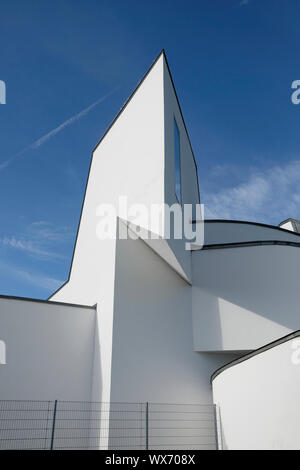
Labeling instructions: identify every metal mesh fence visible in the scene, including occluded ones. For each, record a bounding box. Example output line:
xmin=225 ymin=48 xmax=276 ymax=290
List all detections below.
xmin=0 ymin=400 xmax=54 ymax=450
xmin=148 ymin=403 xmax=216 ymax=450
xmin=0 ymin=400 xmax=216 ymax=450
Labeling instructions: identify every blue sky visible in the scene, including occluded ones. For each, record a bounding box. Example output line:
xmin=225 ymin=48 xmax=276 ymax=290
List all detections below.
xmin=0 ymin=0 xmax=300 ymax=299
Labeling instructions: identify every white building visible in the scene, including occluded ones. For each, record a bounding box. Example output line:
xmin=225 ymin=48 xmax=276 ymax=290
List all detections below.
xmin=1 ymin=50 xmax=300 ymax=450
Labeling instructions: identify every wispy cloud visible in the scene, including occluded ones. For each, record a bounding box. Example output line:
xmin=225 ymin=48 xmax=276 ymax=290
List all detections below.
xmin=0 ymin=221 xmax=70 ymax=292
xmin=0 ymin=221 xmax=74 ymax=261
xmin=28 ymin=221 xmax=74 ymax=242
xmin=0 ymin=88 xmax=118 ymax=171
xmin=15 ymin=268 xmax=63 ymax=291
xmin=31 ymin=90 xmax=117 ymax=149
xmin=239 ymin=0 xmax=250 ymax=6
xmin=5 ymin=264 xmax=63 ymax=291
xmin=0 ymin=236 xmax=65 ymax=260
xmin=203 ymin=160 xmax=300 ymax=225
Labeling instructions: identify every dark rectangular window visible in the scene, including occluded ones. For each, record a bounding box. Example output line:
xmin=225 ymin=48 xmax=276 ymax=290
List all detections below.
xmin=174 ymin=118 xmax=181 ymax=203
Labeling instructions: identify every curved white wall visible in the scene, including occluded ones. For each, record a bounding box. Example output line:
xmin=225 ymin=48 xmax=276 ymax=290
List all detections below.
xmin=192 ymin=244 xmax=300 ymax=352
xmin=212 ymin=333 xmax=300 ymax=450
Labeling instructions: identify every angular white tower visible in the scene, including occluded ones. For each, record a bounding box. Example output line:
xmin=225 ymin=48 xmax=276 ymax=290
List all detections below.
xmin=49 ymin=51 xmax=214 ymax=407
xmin=50 ymin=50 xmax=200 ymax=301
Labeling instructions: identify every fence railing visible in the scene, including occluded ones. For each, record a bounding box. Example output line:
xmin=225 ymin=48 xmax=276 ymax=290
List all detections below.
xmin=0 ymin=400 xmax=217 ymax=450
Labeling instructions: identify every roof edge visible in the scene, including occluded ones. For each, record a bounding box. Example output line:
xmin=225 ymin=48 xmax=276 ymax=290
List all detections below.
xmin=92 ymin=49 xmax=166 ymax=154
xmin=211 ymin=330 xmax=300 ymax=383
xmin=0 ymin=294 xmax=96 ymax=310
xmin=162 ymin=53 xmax=201 ymax=204
xmin=193 ymin=239 xmax=300 ymax=251
xmin=192 ymin=219 xmax=300 ymax=238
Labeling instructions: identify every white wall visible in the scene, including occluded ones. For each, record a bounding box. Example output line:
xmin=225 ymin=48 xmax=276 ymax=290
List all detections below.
xmin=110 ymin=221 xmax=237 ymax=404
xmin=192 ymin=245 xmax=300 ymax=352
xmin=108 ymin=221 xmax=238 ymax=448
xmin=212 ymin=333 xmax=300 ymax=450
xmin=0 ymin=297 xmax=96 ymax=400
xmin=50 ymin=52 xmax=203 ymax=404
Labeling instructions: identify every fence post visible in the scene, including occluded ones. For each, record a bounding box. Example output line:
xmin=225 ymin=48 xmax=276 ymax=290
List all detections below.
xmin=50 ymin=400 xmax=58 ymax=450
xmin=213 ymin=404 xmax=219 ymax=450
xmin=145 ymin=402 xmax=149 ymax=450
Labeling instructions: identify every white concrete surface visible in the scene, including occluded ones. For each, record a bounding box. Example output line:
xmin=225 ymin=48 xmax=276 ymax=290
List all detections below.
xmin=192 ymin=244 xmax=300 ymax=351
xmin=0 ymin=297 xmax=96 ymax=400
xmin=110 ymin=221 xmax=237 ymax=405
xmin=212 ymin=333 xmax=300 ymax=449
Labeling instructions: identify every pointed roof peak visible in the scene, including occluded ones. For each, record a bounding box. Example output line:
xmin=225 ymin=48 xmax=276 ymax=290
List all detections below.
xmin=92 ymin=47 xmax=200 ymax=201
xmin=154 ymin=48 xmax=166 ymax=61
xmin=92 ymin=49 xmax=166 ymax=154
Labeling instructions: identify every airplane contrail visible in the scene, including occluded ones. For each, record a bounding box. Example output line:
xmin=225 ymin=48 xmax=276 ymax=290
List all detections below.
xmin=0 ymin=87 xmax=118 ymax=171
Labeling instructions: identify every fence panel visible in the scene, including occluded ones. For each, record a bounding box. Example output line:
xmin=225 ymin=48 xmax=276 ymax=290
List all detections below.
xmin=0 ymin=400 xmax=54 ymax=450
xmin=0 ymin=400 xmax=217 ymax=450
xmin=52 ymin=401 xmax=146 ymax=450
xmin=148 ymin=403 xmax=216 ymax=450
xmin=52 ymin=400 xmax=96 ymax=450
xmin=108 ymin=402 xmax=146 ymax=450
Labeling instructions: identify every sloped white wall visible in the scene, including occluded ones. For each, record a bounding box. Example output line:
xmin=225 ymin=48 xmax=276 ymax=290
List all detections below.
xmin=163 ymin=59 xmax=200 ymax=281
xmin=52 ymin=54 xmax=166 ymax=304
xmin=0 ymin=297 xmax=95 ymax=400
xmin=212 ymin=334 xmax=300 ymax=449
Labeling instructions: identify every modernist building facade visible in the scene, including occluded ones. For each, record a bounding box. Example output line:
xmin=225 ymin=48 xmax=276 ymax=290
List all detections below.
xmin=0 ymin=51 xmax=300 ymax=449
